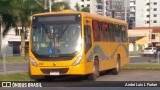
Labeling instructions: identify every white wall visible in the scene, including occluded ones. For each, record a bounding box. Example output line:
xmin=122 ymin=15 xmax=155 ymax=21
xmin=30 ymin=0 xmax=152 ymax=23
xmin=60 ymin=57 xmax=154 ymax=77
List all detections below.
xmin=135 ymin=0 xmax=145 ymax=27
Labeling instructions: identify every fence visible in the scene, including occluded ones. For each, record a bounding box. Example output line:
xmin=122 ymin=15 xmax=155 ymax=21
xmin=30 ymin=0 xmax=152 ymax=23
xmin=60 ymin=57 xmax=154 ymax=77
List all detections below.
xmin=1 ymin=44 xmax=13 ymax=56
xmin=129 ymin=51 xmax=160 ymax=64
xmin=0 ymin=45 xmax=28 ymax=75
xmin=0 ymin=55 xmax=28 ymax=75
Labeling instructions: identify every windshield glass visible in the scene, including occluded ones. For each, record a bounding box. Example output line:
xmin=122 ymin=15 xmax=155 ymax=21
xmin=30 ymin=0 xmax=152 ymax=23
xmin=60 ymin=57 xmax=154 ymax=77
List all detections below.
xmin=31 ymin=23 xmax=81 ymax=56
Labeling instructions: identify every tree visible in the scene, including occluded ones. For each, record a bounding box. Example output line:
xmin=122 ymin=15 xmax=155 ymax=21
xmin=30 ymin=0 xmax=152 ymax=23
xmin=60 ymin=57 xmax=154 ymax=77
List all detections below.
xmin=75 ymin=3 xmax=81 ymax=11
xmin=0 ymin=0 xmax=17 ymax=57
xmin=81 ymin=7 xmax=90 ymax=12
xmin=0 ymin=0 xmax=70 ymax=56
xmin=74 ymin=3 xmax=90 ymax=12
xmin=11 ymin=0 xmax=43 ymax=56
xmin=52 ymin=2 xmax=70 ymax=11
xmin=0 ymin=0 xmax=43 ymax=56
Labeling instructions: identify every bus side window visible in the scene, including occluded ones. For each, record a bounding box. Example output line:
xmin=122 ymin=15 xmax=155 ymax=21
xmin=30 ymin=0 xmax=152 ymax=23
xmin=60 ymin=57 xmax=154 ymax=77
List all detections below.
xmin=84 ymin=25 xmax=92 ymax=53
xmin=92 ymin=20 xmax=101 ymax=42
xmin=115 ymin=24 xmax=120 ymax=42
xmin=120 ymin=25 xmax=127 ymax=42
xmin=101 ymin=22 xmax=108 ymax=42
xmin=108 ymin=23 xmax=113 ymax=42
xmin=105 ymin=23 xmax=109 ymax=42
xmin=112 ymin=24 xmax=116 ymax=42
xmin=124 ymin=26 xmax=128 ymax=42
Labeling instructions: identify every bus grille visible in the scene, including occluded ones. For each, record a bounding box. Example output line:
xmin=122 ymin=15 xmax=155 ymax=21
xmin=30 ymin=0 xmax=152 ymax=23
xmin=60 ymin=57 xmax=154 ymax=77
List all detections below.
xmin=40 ymin=68 xmax=69 ymax=74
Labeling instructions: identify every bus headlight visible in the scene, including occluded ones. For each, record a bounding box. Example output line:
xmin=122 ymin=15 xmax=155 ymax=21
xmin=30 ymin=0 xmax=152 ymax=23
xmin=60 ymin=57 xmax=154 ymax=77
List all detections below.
xmin=30 ymin=58 xmax=38 ymax=67
xmin=72 ymin=55 xmax=82 ymax=66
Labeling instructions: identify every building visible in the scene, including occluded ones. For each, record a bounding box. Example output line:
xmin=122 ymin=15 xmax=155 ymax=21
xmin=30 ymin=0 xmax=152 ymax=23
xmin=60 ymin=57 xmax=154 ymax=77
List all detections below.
xmin=1 ymin=26 xmax=29 ymax=56
xmin=128 ymin=27 xmax=160 ymax=52
xmin=128 ymin=29 xmax=152 ymax=51
xmin=129 ymin=0 xmax=160 ymax=27
xmin=106 ymin=0 xmax=130 ymax=20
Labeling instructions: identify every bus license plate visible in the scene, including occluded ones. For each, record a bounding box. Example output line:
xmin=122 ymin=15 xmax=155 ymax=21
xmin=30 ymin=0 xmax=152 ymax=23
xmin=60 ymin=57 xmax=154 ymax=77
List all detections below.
xmin=50 ymin=71 xmax=60 ymax=75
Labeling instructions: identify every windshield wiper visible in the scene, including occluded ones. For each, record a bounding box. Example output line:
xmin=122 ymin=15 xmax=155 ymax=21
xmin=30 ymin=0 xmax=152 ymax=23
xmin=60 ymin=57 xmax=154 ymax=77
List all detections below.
xmin=58 ymin=24 xmax=69 ymax=39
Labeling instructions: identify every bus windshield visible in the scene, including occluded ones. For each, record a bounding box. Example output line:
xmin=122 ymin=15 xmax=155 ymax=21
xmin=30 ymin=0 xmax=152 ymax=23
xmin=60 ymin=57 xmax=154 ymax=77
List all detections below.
xmin=31 ymin=23 xmax=81 ymax=57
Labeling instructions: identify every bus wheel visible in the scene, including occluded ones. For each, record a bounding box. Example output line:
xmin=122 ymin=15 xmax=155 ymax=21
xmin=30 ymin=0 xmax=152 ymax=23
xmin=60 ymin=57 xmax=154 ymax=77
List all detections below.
xmin=45 ymin=76 xmax=55 ymax=82
xmin=88 ymin=58 xmax=99 ymax=81
xmin=28 ymin=68 xmax=44 ymax=81
xmin=111 ymin=55 xmax=120 ymax=75
xmin=29 ymin=74 xmax=44 ymax=81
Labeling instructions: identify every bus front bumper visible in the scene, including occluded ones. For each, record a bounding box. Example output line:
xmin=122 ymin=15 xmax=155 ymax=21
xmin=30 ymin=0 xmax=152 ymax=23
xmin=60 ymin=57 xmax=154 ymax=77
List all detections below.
xmin=30 ymin=62 xmax=93 ymax=76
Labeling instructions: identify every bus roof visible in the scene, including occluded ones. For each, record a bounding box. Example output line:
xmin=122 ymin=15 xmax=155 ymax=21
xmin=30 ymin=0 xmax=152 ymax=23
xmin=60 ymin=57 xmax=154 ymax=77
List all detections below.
xmin=32 ymin=10 xmax=127 ymax=25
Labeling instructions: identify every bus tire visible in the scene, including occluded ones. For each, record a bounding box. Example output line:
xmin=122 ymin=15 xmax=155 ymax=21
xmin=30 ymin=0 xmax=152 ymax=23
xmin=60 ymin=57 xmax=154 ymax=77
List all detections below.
xmin=44 ymin=76 xmax=55 ymax=82
xmin=88 ymin=57 xmax=99 ymax=81
xmin=29 ymin=74 xmax=44 ymax=81
xmin=111 ymin=55 xmax=120 ymax=75
xmin=28 ymin=67 xmax=44 ymax=81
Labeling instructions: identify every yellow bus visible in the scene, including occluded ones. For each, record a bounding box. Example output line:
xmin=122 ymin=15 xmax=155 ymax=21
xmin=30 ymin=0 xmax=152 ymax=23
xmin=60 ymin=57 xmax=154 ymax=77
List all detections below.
xmin=29 ymin=10 xmax=129 ymax=80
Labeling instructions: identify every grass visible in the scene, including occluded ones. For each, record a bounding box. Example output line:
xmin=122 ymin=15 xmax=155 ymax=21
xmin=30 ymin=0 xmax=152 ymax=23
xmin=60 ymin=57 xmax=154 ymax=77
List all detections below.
xmin=122 ymin=64 xmax=160 ymax=70
xmin=0 ymin=73 xmax=33 ymax=81
xmin=0 ymin=56 xmax=28 ymax=64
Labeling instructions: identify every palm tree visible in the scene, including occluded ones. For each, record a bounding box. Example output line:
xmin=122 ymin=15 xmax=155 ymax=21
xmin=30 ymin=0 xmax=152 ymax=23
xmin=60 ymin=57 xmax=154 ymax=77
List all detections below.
xmin=10 ymin=0 xmax=43 ymax=56
xmin=0 ymin=0 xmax=70 ymax=56
xmin=0 ymin=0 xmax=17 ymax=57
xmin=0 ymin=0 xmax=43 ymax=56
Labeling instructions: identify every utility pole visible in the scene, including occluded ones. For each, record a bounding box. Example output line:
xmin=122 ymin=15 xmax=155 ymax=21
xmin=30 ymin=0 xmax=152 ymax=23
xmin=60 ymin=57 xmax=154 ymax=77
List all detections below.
xmin=149 ymin=0 xmax=151 ymax=27
xmin=0 ymin=16 xmax=2 ymax=57
xmin=124 ymin=0 xmax=127 ymax=21
xmin=49 ymin=0 xmax=52 ymax=12
xmin=103 ymin=0 xmax=105 ymax=16
xmin=44 ymin=0 xmax=48 ymax=12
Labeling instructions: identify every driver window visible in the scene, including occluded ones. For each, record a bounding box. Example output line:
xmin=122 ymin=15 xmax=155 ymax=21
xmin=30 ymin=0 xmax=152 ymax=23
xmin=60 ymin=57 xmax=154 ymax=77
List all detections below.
xmin=84 ymin=25 xmax=92 ymax=53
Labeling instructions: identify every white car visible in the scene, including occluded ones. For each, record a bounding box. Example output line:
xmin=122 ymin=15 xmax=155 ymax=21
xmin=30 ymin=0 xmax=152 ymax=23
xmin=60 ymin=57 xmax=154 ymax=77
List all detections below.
xmin=143 ymin=47 xmax=157 ymax=56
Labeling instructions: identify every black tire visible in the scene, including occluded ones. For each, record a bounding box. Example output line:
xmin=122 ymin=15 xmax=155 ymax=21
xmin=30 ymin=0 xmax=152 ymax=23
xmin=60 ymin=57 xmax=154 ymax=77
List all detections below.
xmin=28 ymin=67 xmax=44 ymax=81
xmin=44 ymin=76 xmax=55 ymax=82
xmin=88 ymin=58 xmax=99 ymax=81
xmin=29 ymin=74 xmax=44 ymax=81
xmin=111 ymin=55 xmax=120 ymax=75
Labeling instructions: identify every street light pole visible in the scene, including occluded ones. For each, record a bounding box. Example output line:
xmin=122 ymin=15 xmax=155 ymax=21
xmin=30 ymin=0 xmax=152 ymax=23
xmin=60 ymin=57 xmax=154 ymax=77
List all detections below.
xmin=0 ymin=15 xmax=2 ymax=57
xmin=49 ymin=0 xmax=52 ymax=12
xmin=124 ymin=0 xmax=127 ymax=21
xmin=103 ymin=0 xmax=105 ymax=16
